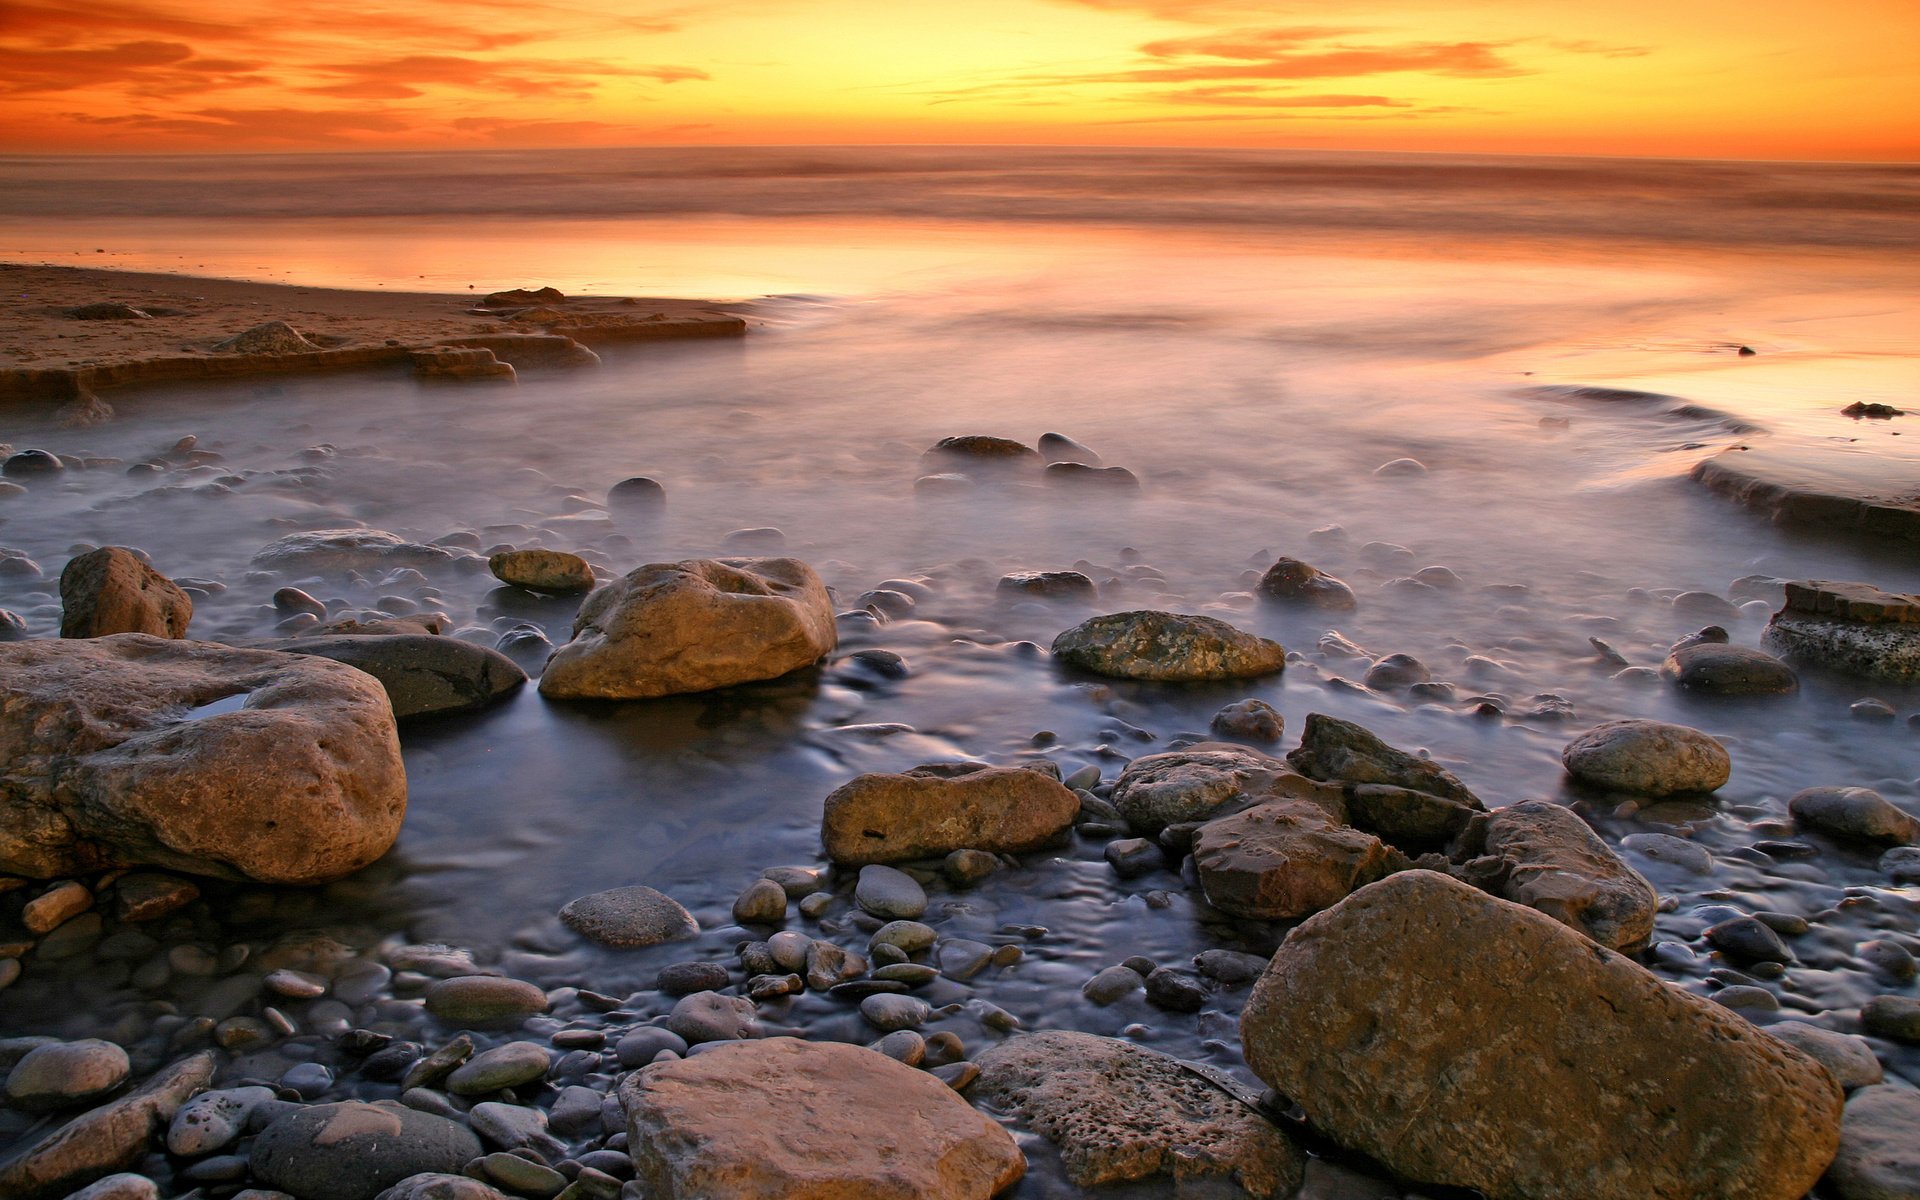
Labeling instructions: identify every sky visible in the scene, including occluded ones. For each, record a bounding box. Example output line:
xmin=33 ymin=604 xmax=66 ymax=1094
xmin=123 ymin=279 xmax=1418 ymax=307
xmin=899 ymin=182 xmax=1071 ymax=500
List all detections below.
xmin=0 ymin=0 xmax=1915 ymax=159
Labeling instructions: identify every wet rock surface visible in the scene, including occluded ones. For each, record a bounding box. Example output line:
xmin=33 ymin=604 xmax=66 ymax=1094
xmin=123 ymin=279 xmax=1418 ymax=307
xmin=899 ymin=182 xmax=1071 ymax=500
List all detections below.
xmin=1051 ymin=610 xmax=1286 ymax=681
xmin=1561 ymin=718 xmax=1730 ymax=796
xmin=1766 ymin=579 xmax=1920 ymax=682
xmin=1450 ymin=799 xmax=1659 ymax=951
xmin=820 ymin=763 xmax=1077 ymax=865
xmin=59 ymin=548 xmax=192 ymax=640
xmin=1241 ymin=871 xmax=1844 ymax=1200
xmin=539 ymin=557 xmax=835 ymax=699
xmin=0 ymin=635 xmax=406 ymax=884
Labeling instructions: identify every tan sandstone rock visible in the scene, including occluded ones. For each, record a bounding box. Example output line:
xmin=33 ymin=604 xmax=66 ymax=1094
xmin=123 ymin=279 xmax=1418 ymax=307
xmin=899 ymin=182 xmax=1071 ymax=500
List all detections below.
xmin=621 ymin=1037 xmax=1024 ymax=1198
xmin=1193 ymin=802 xmax=1395 ymax=919
xmin=59 ymin=547 xmax=191 ymax=639
xmin=970 ymin=1029 xmax=1301 ymax=1196
xmin=0 ymin=635 xmax=406 ymax=884
xmin=1240 ymin=870 xmax=1843 ymax=1200
xmin=1110 ymin=744 xmax=1343 ymax=835
xmin=820 ymin=763 xmax=1078 ymax=865
xmin=1051 ymin=611 xmax=1286 ymax=682
xmin=1450 ymin=799 xmax=1658 ymax=952
xmin=540 ymin=558 xmax=835 ymax=699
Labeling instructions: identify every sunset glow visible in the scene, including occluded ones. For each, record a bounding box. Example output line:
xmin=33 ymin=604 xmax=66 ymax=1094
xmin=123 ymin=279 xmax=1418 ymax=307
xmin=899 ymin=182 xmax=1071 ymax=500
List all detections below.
xmin=0 ymin=0 xmax=1916 ymax=159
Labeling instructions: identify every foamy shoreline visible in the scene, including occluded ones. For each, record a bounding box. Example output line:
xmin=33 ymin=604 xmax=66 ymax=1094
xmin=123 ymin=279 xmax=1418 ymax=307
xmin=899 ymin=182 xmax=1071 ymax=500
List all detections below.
xmin=0 ymin=262 xmax=749 ymax=409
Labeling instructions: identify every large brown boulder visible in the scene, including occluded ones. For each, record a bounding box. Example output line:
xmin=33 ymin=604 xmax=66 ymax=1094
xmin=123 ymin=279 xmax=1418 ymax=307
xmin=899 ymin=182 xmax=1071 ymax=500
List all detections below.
xmin=0 ymin=635 xmax=406 ymax=884
xmin=1051 ymin=611 xmax=1286 ymax=682
xmin=1110 ymin=744 xmax=1343 ymax=835
xmin=540 ymin=558 xmax=835 ymax=699
xmin=970 ymin=1030 xmax=1301 ymax=1197
xmin=621 ymin=1037 xmax=1024 ymax=1198
xmin=821 ymin=763 xmax=1077 ymax=865
xmin=1240 ymin=871 xmax=1843 ymax=1200
xmin=1192 ymin=802 xmax=1395 ymax=919
xmin=59 ymin=547 xmax=191 ymax=639
xmin=1449 ymin=800 xmax=1658 ymax=952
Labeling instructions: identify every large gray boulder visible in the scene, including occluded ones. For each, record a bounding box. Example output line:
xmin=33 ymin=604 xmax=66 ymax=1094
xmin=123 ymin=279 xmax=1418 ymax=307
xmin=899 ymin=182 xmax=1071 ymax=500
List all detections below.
xmin=250 ymin=1102 xmax=484 ymax=1200
xmin=1051 ymin=611 xmax=1286 ymax=682
xmin=621 ymin=1037 xmax=1024 ymax=1198
xmin=1561 ymin=719 xmax=1730 ymax=796
xmin=1193 ymin=802 xmax=1395 ymax=920
xmin=1240 ymin=871 xmax=1843 ymax=1200
xmin=268 ymin=634 xmax=525 ymax=719
xmin=970 ymin=1030 xmax=1302 ymax=1197
xmin=1764 ymin=579 xmax=1920 ymax=683
xmin=0 ymin=1052 xmax=215 ymax=1200
xmin=820 ymin=763 xmax=1077 ymax=865
xmin=1286 ymin=713 xmax=1483 ymax=808
xmin=1109 ymin=744 xmax=1343 ymax=835
xmin=59 ymin=548 xmax=191 ymax=640
xmin=1450 ymin=800 xmax=1658 ymax=952
xmin=0 ymin=636 xmax=406 ymax=884
xmin=540 ymin=558 xmax=835 ymax=699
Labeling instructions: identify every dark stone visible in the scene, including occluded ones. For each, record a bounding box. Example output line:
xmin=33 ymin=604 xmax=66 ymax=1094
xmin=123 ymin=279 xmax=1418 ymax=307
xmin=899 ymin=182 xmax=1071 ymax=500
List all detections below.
xmin=266 ymin=634 xmax=526 ymax=719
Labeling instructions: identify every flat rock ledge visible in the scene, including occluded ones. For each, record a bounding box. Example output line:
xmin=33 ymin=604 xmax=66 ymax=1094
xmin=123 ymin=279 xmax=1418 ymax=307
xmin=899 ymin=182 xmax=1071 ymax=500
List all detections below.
xmin=620 ymin=1037 xmax=1025 ymax=1199
xmin=971 ymin=1030 xmax=1302 ymax=1197
xmin=0 ymin=635 xmax=406 ymax=884
xmin=1240 ymin=871 xmax=1842 ymax=1200
xmin=820 ymin=762 xmax=1078 ymax=866
xmin=1692 ymin=445 xmax=1920 ymax=541
xmin=1764 ymin=579 xmax=1920 ymax=683
xmin=1051 ymin=610 xmax=1286 ymax=682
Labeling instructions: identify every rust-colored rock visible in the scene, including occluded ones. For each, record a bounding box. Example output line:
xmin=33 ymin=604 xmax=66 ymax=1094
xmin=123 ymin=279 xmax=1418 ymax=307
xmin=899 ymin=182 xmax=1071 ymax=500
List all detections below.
xmin=59 ymin=547 xmax=191 ymax=639
xmin=489 ymin=549 xmax=595 ymax=594
xmin=1051 ymin=611 xmax=1286 ymax=682
xmin=1240 ymin=871 xmax=1843 ymax=1200
xmin=540 ymin=558 xmax=835 ymax=699
xmin=0 ymin=1052 xmax=215 ymax=1200
xmin=822 ymin=763 xmax=1077 ymax=866
xmin=622 ymin=1037 xmax=1024 ymax=1198
xmin=1192 ymin=801 xmax=1395 ymax=919
xmin=0 ymin=635 xmax=406 ymax=884
xmin=1450 ymin=799 xmax=1657 ymax=952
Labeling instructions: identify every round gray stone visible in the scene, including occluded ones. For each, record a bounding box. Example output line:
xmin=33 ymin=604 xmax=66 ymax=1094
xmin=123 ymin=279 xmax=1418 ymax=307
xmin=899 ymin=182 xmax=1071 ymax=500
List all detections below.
xmin=4 ymin=1039 xmax=130 ymax=1110
xmin=854 ymin=865 xmax=928 ymax=920
xmin=423 ymin=976 xmax=549 ymax=1026
xmin=1562 ymin=720 xmax=1730 ymax=796
xmin=446 ymin=1041 xmax=552 ymax=1095
xmin=250 ymin=1101 xmax=483 ymax=1200
xmin=559 ymin=886 xmax=698 ymax=948
xmin=665 ymin=991 xmax=757 ymax=1045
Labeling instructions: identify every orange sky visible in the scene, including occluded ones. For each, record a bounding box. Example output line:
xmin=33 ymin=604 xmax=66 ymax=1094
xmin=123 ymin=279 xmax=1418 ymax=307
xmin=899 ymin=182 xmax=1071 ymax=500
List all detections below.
xmin=1 ymin=0 xmax=1915 ymax=159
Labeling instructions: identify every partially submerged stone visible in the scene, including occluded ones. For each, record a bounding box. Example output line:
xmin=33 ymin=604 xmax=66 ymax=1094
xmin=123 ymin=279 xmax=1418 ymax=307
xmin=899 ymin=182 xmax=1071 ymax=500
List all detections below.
xmin=1193 ymin=802 xmax=1395 ymax=920
xmin=558 ymin=885 xmax=699 ymax=948
xmin=1286 ymin=712 xmax=1483 ymax=808
xmin=0 ymin=1051 xmax=215 ymax=1200
xmin=252 ymin=528 xmax=453 ymax=573
xmin=1765 ymin=580 xmax=1920 ymax=683
xmin=1561 ymin=719 xmax=1730 ymax=796
xmin=250 ymin=1101 xmax=484 ymax=1200
xmin=820 ymin=763 xmax=1078 ymax=865
xmin=971 ymin=1029 xmax=1301 ymax=1197
xmin=0 ymin=636 xmax=406 ymax=884
xmin=540 ymin=557 xmax=835 ymax=699
xmin=1255 ymin=558 xmax=1356 ymax=610
xmin=1790 ymin=786 xmax=1919 ymax=845
xmin=1111 ymin=744 xmax=1341 ymax=834
xmin=1240 ymin=871 xmax=1843 ymax=1200
xmin=1450 ymin=800 xmax=1658 ymax=952
xmin=59 ymin=547 xmax=192 ymax=639
xmin=621 ymin=1037 xmax=1024 ymax=1198
xmin=1051 ymin=611 xmax=1286 ymax=682
xmin=268 ymin=634 xmax=525 ymax=720
xmin=488 ymin=549 xmax=594 ymax=594
xmin=1661 ymin=643 xmax=1798 ymax=695
xmin=1826 ymin=1085 xmax=1920 ymax=1200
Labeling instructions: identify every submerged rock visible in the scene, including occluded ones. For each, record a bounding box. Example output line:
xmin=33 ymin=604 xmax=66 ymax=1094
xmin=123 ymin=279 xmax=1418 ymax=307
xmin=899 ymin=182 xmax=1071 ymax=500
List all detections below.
xmin=558 ymin=885 xmax=699 ymax=948
xmin=252 ymin=528 xmax=453 ymax=573
xmin=996 ymin=570 xmax=1097 ymax=602
xmin=1826 ymin=1085 xmax=1920 ymax=1200
xmin=1210 ymin=697 xmax=1283 ymax=742
xmin=250 ymin=1101 xmax=484 ymax=1200
xmin=921 ymin=435 xmax=1039 ymax=469
xmin=59 ymin=547 xmax=192 ymax=639
xmin=820 ymin=763 xmax=1078 ymax=865
xmin=1240 ymin=871 xmax=1843 ymax=1200
xmin=1255 ymin=558 xmax=1356 ymax=610
xmin=540 ymin=557 xmax=835 ymax=699
xmin=1789 ymin=786 xmax=1919 ymax=845
xmin=971 ymin=1030 xmax=1302 ymax=1196
xmin=488 ymin=549 xmax=594 ymax=594
xmin=1561 ymin=719 xmax=1730 ymax=796
xmin=1661 ymin=643 xmax=1798 ymax=695
xmin=1765 ymin=579 xmax=1920 ymax=682
xmin=0 ymin=636 xmax=406 ymax=884
xmin=621 ymin=1038 xmax=1024 ymax=1198
xmin=1051 ymin=610 xmax=1286 ymax=682
xmin=267 ymin=634 xmax=525 ymax=720
xmin=1450 ymin=800 xmax=1658 ymax=952
xmin=1043 ymin=463 xmax=1139 ymax=490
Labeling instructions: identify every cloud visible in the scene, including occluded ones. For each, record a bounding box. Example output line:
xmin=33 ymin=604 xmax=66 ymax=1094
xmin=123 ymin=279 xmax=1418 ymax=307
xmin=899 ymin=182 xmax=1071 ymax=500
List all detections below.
xmin=1150 ymin=88 xmax=1414 ymax=108
xmin=299 ymin=54 xmax=708 ymax=102
xmin=73 ymin=105 xmax=412 ymax=141
xmin=1106 ymin=32 xmax=1529 ymax=83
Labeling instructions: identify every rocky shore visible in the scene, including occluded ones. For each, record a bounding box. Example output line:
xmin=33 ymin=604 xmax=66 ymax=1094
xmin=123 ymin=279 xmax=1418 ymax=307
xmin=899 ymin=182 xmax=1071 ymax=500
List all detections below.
xmin=2 ymin=280 xmax=1918 ymax=1200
